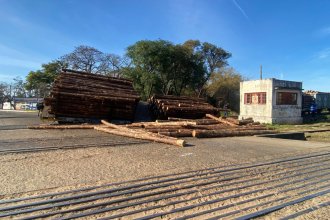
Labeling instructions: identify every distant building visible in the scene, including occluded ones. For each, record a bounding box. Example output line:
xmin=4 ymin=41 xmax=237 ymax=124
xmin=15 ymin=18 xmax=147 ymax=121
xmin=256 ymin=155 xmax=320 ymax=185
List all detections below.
xmin=13 ymin=98 xmax=43 ymax=110
xmin=2 ymin=102 xmax=14 ymax=110
xmin=239 ymin=78 xmax=303 ymax=124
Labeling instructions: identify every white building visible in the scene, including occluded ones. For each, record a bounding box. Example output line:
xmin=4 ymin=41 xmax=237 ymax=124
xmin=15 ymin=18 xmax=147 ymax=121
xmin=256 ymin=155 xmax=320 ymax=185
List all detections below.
xmin=3 ymin=102 xmax=14 ymax=110
xmin=239 ymin=78 xmax=303 ymax=124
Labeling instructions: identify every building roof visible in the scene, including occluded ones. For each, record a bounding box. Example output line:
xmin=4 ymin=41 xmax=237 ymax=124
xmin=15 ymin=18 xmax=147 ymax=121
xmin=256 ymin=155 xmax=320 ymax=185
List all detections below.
xmin=13 ymin=98 xmax=43 ymax=102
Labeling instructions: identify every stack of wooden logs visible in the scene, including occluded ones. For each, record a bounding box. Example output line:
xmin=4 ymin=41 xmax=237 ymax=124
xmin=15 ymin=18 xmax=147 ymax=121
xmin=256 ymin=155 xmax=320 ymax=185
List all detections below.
xmin=44 ymin=69 xmax=140 ymax=121
xmin=149 ymin=95 xmax=220 ymax=119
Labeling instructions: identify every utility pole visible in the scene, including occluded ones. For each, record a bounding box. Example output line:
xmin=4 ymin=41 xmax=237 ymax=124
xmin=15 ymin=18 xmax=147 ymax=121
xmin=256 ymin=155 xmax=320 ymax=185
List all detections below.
xmin=260 ymin=65 xmax=263 ymax=80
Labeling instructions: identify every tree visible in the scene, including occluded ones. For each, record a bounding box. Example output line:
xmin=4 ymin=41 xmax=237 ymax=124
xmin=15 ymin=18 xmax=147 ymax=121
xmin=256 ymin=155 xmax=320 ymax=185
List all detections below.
xmin=206 ymin=67 xmax=244 ymax=112
xmin=12 ymin=77 xmax=26 ymax=98
xmin=183 ymin=40 xmax=231 ymax=95
xmin=61 ymin=45 xmax=126 ymax=76
xmin=25 ymin=60 xmax=65 ymax=97
xmin=0 ymin=82 xmax=11 ymax=107
xmin=125 ymin=40 xmax=208 ymax=99
xmin=126 ymin=40 xmax=172 ymax=98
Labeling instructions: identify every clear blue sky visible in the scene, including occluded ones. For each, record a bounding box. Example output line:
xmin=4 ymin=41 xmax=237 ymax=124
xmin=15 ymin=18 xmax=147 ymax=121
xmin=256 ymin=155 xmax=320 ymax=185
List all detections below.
xmin=0 ymin=0 xmax=329 ymax=91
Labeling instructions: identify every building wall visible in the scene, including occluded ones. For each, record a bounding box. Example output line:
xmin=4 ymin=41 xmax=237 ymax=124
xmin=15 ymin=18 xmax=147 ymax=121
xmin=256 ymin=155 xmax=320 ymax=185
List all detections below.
xmin=272 ymin=89 xmax=303 ymax=124
xmin=239 ymin=79 xmax=273 ymax=123
xmin=239 ymin=78 xmax=303 ymax=124
xmin=3 ymin=102 xmax=14 ymax=110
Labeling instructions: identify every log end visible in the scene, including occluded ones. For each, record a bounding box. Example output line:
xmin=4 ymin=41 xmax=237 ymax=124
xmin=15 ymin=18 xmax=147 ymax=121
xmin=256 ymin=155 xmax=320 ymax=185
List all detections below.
xmin=177 ymin=139 xmax=186 ymax=147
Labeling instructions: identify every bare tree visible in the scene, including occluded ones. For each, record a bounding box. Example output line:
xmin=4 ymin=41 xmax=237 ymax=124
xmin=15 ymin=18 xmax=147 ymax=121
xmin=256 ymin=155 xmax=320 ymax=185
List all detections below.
xmin=0 ymin=82 xmax=11 ymax=107
xmin=61 ymin=45 xmax=127 ymax=76
xmin=12 ymin=77 xmax=26 ymax=98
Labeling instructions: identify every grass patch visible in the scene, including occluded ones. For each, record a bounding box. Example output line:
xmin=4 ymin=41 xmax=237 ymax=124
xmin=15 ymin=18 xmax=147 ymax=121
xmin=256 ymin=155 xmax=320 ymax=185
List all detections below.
xmin=306 ymin=131 xmax=330 ymax=143
xmin=266 ymin=122 xmax=330 ymax=132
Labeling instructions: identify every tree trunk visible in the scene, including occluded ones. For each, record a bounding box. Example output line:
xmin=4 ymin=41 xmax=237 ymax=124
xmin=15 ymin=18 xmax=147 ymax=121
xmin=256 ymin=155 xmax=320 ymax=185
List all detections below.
xmin=95 ymin=126 xmax=186 ymax=147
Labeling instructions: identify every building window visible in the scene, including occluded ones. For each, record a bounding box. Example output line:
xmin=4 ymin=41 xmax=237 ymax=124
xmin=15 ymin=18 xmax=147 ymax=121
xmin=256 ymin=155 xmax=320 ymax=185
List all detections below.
xmin=244 ymin=92 xmax=266 ymax=104
xmin=276 ymin=92 xmax=297 ymax=105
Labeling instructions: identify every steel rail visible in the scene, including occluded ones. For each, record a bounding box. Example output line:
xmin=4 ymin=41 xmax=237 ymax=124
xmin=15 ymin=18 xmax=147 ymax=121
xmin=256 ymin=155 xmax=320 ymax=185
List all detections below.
xmin=45 ymin=173 xmax=330 ymax=220
xmin=0 ymin=125 xmax=28 ymax=130
xmin=279 ymin=200 xmax=330 ymax=219
xmin=0 ymin=135 xmax=115 ymax=144
xmin=108 ymin=165 xmax=330 ymax=220
xmin=20 ymin=162 xmax=330 ymax=219
xmin=2 ymin=152 xmax=329 ymax=213
xmin=1 ymin=151 xmax=329 ymax=205
xmin=0 ymin=141 xmax=147 ymax=154
xmin=235 ymin=188 xmax=330 ymax=220
xmin=207 ymin=182 xmax=330 ymax=220
xmin=135 ymin=170 xmax=330 ymax=220
xmin=178 ymin=176 xmax=330 ymax=219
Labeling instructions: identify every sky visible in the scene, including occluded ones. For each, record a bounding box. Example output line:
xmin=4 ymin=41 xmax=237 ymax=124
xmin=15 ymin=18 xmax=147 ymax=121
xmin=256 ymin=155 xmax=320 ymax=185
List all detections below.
xmin=0 ymin=0 xmax=329 ymax=91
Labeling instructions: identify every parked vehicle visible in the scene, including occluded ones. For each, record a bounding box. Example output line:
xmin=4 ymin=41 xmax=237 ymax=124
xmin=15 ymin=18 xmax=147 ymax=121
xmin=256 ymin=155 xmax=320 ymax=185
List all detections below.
xmin=302 ymin=91 xmax=330 ymax=114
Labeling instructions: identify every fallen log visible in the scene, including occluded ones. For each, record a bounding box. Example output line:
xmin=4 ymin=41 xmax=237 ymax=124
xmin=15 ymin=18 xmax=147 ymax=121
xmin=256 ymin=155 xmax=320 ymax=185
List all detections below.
xmin=94 ymin=126 xmax=186 ymax=147
xmin=167 ymin=117 xmax=192 ymax=121
xmin=158 ymin=131 xmax=193 ymax=137
xmin=183 ymin=124 xmax=269 ymax=130
xmin=205 ymin=114 xmax=237 ymax=127
xmin=238 ymin=119 xmax=255 ymax=125
xmin=125 ymin=121 xmax=197 ymax=128
xmin=101 ymin=120 xmax=121 ymax=129
xmin=192 ymin=129 xmax=276 ymax=138
xmin=223 ymin=117 xmax=240 ymax=125
xmin=100 ymin=120 xmax=183 ymax=141
xmin=145 ymin=128 xmax=190 ymax=133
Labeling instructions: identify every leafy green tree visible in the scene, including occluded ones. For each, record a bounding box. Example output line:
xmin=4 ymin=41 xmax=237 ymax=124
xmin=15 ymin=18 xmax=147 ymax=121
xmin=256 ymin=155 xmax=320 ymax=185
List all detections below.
xmin=206 ymin=67 xmax=244 ymax=112
xmin=126 ymin=40 xmax=173 ymax=98
xmin=183 ymin=40 xmax=231 ymax=95
xmin=125 ymin=40 xmax=209 ymax=99
xmin=25 ymin=60 xmax=65 ymax=97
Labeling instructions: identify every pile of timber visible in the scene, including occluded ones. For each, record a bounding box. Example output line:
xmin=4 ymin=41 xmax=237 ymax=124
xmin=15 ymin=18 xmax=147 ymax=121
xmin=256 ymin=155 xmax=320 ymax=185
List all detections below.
xmin=29 ymin=115 xmax=275 ymax=147
xmin=122 ymin=115 xmax=274 ymax=138
xmin=149 ymin=95 xmax=220 ymax=119
xmin=44 ymin=69 xmax=140 ymax=121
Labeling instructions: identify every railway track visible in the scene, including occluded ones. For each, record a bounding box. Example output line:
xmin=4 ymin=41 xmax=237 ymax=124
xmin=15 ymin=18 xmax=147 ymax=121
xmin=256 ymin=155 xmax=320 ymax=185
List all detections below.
xmin=1 ymin=151 xmax=330 ymax=219
xmin=0 ymin=125 xmax=29 ymax=130
xmin=0 ymin=135 xmax=148 ymax=154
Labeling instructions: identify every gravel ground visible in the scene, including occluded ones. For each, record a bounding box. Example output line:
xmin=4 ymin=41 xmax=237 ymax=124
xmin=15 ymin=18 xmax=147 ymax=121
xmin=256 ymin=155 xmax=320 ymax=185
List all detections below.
xmin=1 ymin=151 xmax=330 ymax=219
xmin=1 ymin=131 xmax=330 ymax=195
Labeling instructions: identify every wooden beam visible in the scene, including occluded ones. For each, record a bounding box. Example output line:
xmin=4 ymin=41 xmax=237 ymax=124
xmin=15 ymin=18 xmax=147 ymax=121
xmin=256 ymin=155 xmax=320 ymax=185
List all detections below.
xmin=205 ymin=114 xmax=237 ymax=127
xmin=192 ymin=129 xmax=276 ymax=138
xmin=94 ymin=126 xmax=186 ymax=147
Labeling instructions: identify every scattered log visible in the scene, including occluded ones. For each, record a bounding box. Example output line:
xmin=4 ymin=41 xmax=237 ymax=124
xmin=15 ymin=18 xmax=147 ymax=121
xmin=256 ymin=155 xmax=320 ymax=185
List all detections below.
xmin=205 ymin=114 xmax=238 ymax=127
xmin=145 ymin=128 xmax=185 ymax=133
xmin=223 ymin=117 xmax=240 ymax=125
xmin=192 ymin=129 xmax=276 ymax=138
xmin=167 ymin=117 xmax=192 ymax=121
xmin=125 ymin=121 xmax=197 ymax=128
xmin=94 ymin=126 xmax=186 ymax=147
xmin=238 ymin=119 xmax=255 ymax=125
xmin=158 ymin=131 xmax=193 ymax=137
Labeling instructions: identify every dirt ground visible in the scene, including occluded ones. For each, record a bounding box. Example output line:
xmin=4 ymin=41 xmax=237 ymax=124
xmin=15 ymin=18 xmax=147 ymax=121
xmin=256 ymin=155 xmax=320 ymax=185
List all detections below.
xmin=1 ymin=110 xmax=329 ymax=195
xmin=1 ymin=110 xmax=330 ymax=219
